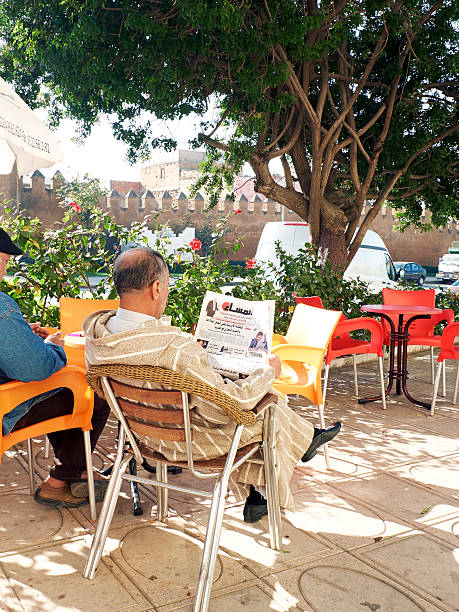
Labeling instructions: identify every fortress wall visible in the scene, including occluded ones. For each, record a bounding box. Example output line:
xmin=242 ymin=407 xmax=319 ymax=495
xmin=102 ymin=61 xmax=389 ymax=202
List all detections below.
xmin=3 ymin=168 xmax=457 ymax=266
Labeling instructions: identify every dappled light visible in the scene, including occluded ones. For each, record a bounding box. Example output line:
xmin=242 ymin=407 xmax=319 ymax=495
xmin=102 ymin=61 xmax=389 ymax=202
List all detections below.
xmin=0 ymin=350 xmax=457 ymax=610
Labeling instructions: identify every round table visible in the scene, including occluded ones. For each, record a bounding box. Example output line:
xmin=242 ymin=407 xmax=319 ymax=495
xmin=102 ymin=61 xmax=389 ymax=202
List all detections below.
xmin=360 ymin=304 xmax=443 ymax=409
xmin=64 ymin=333 xmax=86 ymax=369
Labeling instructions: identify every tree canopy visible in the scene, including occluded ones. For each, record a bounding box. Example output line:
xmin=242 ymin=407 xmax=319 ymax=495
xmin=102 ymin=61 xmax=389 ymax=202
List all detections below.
xmin=1 ymin=0 xmax=457 ymax=268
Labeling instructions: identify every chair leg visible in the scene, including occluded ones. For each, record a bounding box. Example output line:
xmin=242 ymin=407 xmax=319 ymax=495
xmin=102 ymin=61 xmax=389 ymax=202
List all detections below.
xmin=84 ymin=453 xmax=131 ymax=579
xmin=430 ymin=347 xmax=435 ymax=384
xmin=156 ymin=462 xmax=169 ymax=523
xmin=430 ymin=361 xmax=443 ymax=416
xmin=194 ymin=477 xmax=226 ymax=612
xmin=26 ymin=438 xmax=35 ymax=494
xmin=323 ymin=365 xmax=330 ymax=408
xmin=263 ymin=403 xmax=282 ymax=551
xmin=378 ymin=356 xmax=387 ymax=410
xmin=442 ymin=360 xmax=446 ymax=397
xmin=83 ymin=430 xmax=96 ymax=521
xmin=44 ymin=436 xmax=50 ymax=459
xmin=317 ymin=403 xmax=330 ymax=469
xmin=352 ymin=354 xmax=359 ymax=397
xmin=128 ymin=457 xmax=143 ymax=516
xmin=453 ymin=362 xmax=459 ymax=405
xmin=194 ymin=425 xmax=244 ymax=612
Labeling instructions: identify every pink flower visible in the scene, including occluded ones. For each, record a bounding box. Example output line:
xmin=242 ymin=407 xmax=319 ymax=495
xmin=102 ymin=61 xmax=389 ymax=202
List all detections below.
xmin=189 ymin=238 xmax=202 ymax=251
xmin=234 ymin=208 xmax=242 ymax=214
xmin=68 ymin=202 xmax=82 ymax=213
xmin=245 ymin=258 xmax=256 ymax=269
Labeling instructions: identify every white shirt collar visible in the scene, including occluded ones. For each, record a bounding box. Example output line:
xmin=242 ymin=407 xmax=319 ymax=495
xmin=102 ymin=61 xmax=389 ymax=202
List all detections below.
xmin=115 ymin=307 xmax=155 ymax=324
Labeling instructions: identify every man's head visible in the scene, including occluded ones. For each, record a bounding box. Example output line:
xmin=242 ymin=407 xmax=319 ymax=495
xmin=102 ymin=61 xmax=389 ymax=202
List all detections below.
xmin=256 ymin=331 xmax=263 ymax=341
xmin=0 ymin=228 xmax=23 ymax=281
xmin=113 ymin=247 xmax=169 ymax=318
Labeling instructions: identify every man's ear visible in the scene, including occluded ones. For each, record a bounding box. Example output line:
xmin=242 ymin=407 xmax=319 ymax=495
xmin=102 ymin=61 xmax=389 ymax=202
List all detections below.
xmin=150 ymin=279 xmax=161 ymax=300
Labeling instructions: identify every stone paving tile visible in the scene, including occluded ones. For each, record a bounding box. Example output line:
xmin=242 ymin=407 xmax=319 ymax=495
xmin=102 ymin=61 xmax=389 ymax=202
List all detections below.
xmin=261 ymin=551 xmax=446 ymax=612
xmin=328 ymin=472 xmax=459 ymax=528
xmin=188 ymin=503 xmax=340 ymax=578
xmin=101 ymin=520 xmax=257 ymax=609
xmin=355 ymin=531 xmax=459 ymax=611
xmin=389 ymin=453 xmax=459 ymax=502
xmin=0 ymin=537 xmax=151 ymax=612
xmin=420 ymin=515 xmax=459 ymax=548
xmin=1 ymin=351 xmax=458 ymax=611
xmin=0 ymin=451 xmax=31 ymax=494
xmin=0 ymin=490 xmax=88 ymax=555
xmin=159 ymin=580 xmax=302 ymax=611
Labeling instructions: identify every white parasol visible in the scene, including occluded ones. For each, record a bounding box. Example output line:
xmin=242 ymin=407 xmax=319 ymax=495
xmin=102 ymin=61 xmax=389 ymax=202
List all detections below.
xmin=0 ymin=76 xmax=64 ymax=176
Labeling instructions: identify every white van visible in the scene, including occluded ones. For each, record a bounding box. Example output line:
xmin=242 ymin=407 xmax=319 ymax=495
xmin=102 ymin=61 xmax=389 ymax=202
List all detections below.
xmin=255 ymin=222 xmax=398 ymax=293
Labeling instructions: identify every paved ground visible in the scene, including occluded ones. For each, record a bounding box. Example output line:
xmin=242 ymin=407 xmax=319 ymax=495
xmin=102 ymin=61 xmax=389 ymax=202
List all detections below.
xmin=0 ymin=351 xmax=458 ymax=611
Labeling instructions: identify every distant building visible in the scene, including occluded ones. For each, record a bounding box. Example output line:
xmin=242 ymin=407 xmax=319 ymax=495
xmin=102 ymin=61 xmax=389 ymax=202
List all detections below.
xmin=140 ymin=150 xmax=206 ymax=193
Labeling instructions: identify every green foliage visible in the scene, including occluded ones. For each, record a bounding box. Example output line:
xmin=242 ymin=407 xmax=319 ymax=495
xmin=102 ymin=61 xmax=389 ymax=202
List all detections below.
xmin=0 ymin=0 xmax=456 ymax=263
xmin=169 ymin=212 xmax=233 ymax=257
xmin=233 ymin=243 xmax=378 ymax=334
xmin=0 ymin=182 xmax=148 ymax=325
xmin=435 ymin=288 xmax=459 ymax=322
xmin=164 ymin=215 xmax=239 ymax=331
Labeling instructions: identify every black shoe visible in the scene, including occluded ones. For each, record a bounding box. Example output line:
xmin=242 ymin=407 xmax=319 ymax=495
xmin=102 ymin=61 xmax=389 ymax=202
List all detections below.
xmin=301 ymin=422 xmax=341 ymax=462
xmin=243 ymin=498 xmax=268 ymax=523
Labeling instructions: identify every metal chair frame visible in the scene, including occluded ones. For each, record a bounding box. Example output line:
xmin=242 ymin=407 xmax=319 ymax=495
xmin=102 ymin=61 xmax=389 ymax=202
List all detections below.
xmin=83 ymin=375 xmax=282 ymax=612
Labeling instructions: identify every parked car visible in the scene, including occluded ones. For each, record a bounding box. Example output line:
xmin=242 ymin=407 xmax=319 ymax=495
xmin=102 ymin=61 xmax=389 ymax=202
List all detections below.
xmin=394 ymin=261 xmax=427 ymax=285
xmin=255 ymin=222 xmax=398 ymax=293
xmin=436 ymin=250 xmax=459 ymax=283
xmin=446 ymin=279 xmax=459 ymax=295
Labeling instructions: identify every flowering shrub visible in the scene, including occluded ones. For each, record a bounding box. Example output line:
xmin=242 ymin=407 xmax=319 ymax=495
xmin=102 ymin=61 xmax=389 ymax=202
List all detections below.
xmin=0 ymin=176 xmax=148 ymax=326
xmin=189 ymin=238 xmax=202 ymax=251
xmin=165 ymin=215 xmax=239 ymax=332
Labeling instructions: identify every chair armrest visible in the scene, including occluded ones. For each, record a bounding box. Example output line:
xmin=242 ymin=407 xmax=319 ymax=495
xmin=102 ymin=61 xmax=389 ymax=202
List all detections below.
xmin=334 ymin=317 xmax=383 ymax=346
xmin=0 ymin=365 xmax=89 ymax=417
xmin=252 ymin=392 xmax=278 ymax=415
xmin=271 ymin=343 xmax=325 ymax=368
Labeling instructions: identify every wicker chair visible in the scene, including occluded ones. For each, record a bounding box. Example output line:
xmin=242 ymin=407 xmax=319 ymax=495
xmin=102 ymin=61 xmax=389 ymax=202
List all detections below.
xmin=83 ymin=364 xmax=282 ymax=612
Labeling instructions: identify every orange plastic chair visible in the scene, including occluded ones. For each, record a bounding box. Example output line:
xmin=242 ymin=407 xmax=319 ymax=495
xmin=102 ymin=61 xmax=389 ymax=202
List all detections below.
xmin=382 ymin=289 xmax=453 ymax=392
xmin=272 ymin=303 xmax=342 ymax=467
xmin=431 ymin=321 xmax=459 ymax=415
xmin=59 ymin=297 xmax=120 ymax=369
xmin=59 ymin=297 xmax=120 ymax=337
xmin=295 ymin=295 xmax=386 ymax=409
xmin=0 ymin=365 xmax=97 ymax=520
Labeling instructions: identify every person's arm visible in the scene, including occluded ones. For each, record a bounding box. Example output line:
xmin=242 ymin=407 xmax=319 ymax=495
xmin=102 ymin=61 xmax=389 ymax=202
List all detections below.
xmin=166 ymin=335 xmax=277 ymax=424
xmin=0 ymin=307 xmax=67 ymax=382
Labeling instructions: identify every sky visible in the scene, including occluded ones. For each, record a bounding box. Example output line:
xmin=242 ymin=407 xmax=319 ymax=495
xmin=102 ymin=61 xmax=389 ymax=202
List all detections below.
xmin=32 ymin=108 xmax=216 ymax=187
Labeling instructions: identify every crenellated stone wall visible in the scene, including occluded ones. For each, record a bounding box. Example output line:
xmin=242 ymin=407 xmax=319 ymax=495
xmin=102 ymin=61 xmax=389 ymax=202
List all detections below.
xmin=1 ymin=167 xmax=457 ymax=266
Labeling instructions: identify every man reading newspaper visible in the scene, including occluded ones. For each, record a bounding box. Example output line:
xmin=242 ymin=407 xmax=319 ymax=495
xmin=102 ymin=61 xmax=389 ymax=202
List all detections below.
xmin=84 ymin=248 xmax=341 ymax=523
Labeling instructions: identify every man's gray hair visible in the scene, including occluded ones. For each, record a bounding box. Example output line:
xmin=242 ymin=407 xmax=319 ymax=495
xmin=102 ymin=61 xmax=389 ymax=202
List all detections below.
xmin=114 ymin=247 xmax=168 ymax=296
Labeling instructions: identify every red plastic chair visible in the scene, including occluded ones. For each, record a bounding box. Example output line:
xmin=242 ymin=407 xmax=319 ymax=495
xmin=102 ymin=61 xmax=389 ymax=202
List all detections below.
xmin=382 ymin=289 xmax=453 ymax=393
xmin=294 ymin=295 xmax=386 ymax=409
xmin=431 ymin=321 xmax=459 ymax=415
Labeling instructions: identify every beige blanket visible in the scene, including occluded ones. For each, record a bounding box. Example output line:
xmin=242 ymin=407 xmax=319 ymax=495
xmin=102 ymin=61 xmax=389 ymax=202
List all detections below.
xmin=83 ymin=311 xmax=313 ymax=509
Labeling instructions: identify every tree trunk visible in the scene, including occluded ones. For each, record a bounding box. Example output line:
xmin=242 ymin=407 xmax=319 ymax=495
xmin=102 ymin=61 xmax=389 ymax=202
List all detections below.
xmin=317 ymin=225 xmax=348 ymax=273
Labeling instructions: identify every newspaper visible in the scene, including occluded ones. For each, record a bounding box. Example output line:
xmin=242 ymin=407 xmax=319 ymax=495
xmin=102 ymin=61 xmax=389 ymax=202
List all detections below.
xmin=194 ymin=291 xmax=275 ymax=379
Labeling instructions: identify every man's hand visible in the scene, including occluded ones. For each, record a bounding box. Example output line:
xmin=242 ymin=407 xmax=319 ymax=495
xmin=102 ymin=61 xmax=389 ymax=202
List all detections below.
xmin=30 ymin=322 xmax=50 ymax=339
xmin=268 ymin=354 xmax=281 ymax=379
xmin=46 ymin=331 xmax=64 ymax=347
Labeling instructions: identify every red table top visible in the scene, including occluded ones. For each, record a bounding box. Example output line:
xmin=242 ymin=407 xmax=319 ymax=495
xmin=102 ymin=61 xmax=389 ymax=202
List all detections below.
xmin=361 ymin=304 xmax=443 ymax=316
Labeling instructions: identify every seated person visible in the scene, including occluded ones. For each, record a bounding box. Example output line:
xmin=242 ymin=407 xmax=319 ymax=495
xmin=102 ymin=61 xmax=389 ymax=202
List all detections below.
xmin=84 ymin=248 xmax=340 ymax=522
xmin=0 ymin=228 xmax=109 ymax=508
